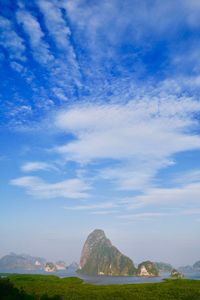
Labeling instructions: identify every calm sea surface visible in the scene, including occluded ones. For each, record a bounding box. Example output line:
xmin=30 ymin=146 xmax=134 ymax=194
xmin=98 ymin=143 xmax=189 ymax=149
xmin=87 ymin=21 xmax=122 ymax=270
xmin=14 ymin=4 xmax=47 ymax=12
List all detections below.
xmin=1 ymin=269 xmax=200 ymax=285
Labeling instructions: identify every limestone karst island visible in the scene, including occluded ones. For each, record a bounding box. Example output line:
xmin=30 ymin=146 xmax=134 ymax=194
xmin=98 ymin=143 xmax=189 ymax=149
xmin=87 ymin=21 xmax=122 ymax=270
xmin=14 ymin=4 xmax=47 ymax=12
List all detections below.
xmin=78 ymin=229 xmax=159 ymax=277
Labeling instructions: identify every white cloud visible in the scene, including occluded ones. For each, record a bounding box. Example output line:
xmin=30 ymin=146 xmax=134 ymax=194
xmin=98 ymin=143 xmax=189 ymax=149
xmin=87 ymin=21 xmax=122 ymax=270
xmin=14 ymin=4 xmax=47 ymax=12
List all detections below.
xmin=118 ymin=212 xmax=173 ymax=220
xmin=98 ymin=158 xmax=174 ymax=191
xmin=37 ymin=0 xmax=71 ymax=49
xmin=21 ymin=162 xmax=56 ymax=172
xmin=64 ymin=202 xmax=118 ymax=211
xmin=126 ymin=182 xmax=200 ymax=209
xmin=52 ymin=87 xmax=68 ymax=101
xmin=56 ymin=98 xmax=200 ymax=161
xmin=173 ymin=169 xmax=200 ymax=185
xmin=89 ymin=210 xmax=118 ymax=215
xmin=10 ymin=176 xmax=90 ymax=199
xmin=118 ymin=202 xmax=200 ymax=222
xmin=10 ymin=61 xmax=24 ymax=73
xmin=37 ymin=0 xmax=80 ymax=72
xmin=183 ymin=0 xmax=200 ymax=28
xmin=54 ymin=96 xmax=200 ymax=191
xmin=16 ymin=10 xmax=53 ymax=64
xmin=36 ymin=0 xmax=82 ymax=98
xmin=0 ymin=16 xmax=26 ymax=61
xmin=63 ymin=0 xmax=194 ymax=57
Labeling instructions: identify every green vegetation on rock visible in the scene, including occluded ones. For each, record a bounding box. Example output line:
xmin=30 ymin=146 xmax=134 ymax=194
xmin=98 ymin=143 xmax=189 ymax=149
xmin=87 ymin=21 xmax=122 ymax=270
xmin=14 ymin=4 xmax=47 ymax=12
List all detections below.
xmin=170 ymin=269 xmax=184 ymax=279
xmin=44 ymin=262 xmax=57 ymax=272
xmin=137 ymin=261 xmax=159 ymax=277
xmin=78 ymin=229 xmax=137 ymax=276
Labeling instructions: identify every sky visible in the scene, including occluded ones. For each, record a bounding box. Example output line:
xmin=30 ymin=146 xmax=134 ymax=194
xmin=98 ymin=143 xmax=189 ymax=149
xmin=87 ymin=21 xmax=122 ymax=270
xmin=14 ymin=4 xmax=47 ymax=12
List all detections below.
xmin=1 ymin=0 xmax=200 ymax=267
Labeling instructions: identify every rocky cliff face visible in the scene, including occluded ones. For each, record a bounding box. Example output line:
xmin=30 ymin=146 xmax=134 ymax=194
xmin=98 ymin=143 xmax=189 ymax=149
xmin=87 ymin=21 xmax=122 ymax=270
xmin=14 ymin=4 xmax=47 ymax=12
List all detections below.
xmin=79 ymin=229 xmax=136 ymax=276
xmin=44 ymin=262 xmax=57 ymax=272
xmin=55 ymin=261 xmax=67 ymax=270
xmin=171 ymin=269 xmax=184 ymax=278
xmin=137 ymin=261 xmax=159 ymax=277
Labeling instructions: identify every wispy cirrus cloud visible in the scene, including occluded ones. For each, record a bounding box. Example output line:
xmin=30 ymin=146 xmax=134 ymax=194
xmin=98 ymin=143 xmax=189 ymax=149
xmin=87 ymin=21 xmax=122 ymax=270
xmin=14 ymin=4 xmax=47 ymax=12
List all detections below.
xmin=16 ymin=10 xmax=54 ymax=64
xmin=37 ymin=0 xmax=71 ymax=49
xmin=37 ymin=0 xmax=81 ymax=85
xmin=64 ymin=202 xmax=118 ymax=211
xmin=89 ymin=210 xmax=118 ymax=215
xmin=124 ymin=181 xmax=200 ymax=211
xmin=119 ymin=182 xmax=200 ymax=220
xmin=0 ymin=16 xmax=26 ymax=62
xmin=10 ymin=176 xmax=90 ymax=199
xmin=21 ymin=161 xmax=57 ymax=173
xmin=173 ymin=169 xmax=200 ymax=185
xmin=118 ymin=206 xmax=200 ymax=222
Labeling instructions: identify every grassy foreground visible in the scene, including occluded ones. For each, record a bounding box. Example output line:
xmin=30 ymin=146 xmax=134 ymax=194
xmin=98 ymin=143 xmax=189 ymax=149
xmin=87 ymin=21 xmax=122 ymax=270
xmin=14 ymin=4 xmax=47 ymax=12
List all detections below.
xmin=0 ymin=274 xmax=200 ymax=300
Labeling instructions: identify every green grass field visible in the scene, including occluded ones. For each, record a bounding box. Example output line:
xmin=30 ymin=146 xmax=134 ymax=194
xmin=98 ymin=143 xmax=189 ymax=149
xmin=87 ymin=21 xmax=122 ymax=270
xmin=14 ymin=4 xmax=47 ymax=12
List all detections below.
xmin=1 ymin=274 xmax=200 ymax=300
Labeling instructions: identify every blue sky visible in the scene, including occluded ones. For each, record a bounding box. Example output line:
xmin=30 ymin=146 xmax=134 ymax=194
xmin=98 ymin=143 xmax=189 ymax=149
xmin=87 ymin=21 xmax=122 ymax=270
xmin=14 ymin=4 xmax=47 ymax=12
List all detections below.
xmin=1 ymin=0 xmax=200 ymax=266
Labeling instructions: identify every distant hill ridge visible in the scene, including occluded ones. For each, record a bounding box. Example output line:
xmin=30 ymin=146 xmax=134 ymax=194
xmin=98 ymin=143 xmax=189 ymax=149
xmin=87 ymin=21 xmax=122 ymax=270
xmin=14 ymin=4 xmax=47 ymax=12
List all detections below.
xmin=0 ymin=253 xmax=77 ymax=272
xmin=154 ymin=262 xmax=173 ymax=273
xmin=0 ymin=253 xmax=46 ymax=271
xmin=179 ymin=261 xmax=200 ymax=273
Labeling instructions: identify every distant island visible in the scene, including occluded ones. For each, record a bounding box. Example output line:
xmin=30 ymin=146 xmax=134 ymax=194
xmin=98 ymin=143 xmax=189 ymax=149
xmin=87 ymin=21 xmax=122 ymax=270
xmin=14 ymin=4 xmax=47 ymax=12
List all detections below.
xmin=0 ymin=252 xmax=78 ymax=273
xmin=178 ymin=261 xmax=200 ymax=273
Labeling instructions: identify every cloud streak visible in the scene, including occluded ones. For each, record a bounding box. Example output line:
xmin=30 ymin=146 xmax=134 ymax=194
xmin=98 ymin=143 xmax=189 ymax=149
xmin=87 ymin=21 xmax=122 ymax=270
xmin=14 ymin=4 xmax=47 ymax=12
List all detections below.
xmin=64 ymin=202 xmax=118 ymax=211
xmin=127 ymin=182 xmax=200 ymax=208
xmin=0 ymin=16 xmax=26 ymax=62
xmin=10 ymin=176 xmax=90 ymax=199
xmin=21 ymin=162 xmax=57 ymax=173
xmin=37 ymin=0 xmax=81 ymax=84
xmin=16 ymin=10 xmax=53 ymax=64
